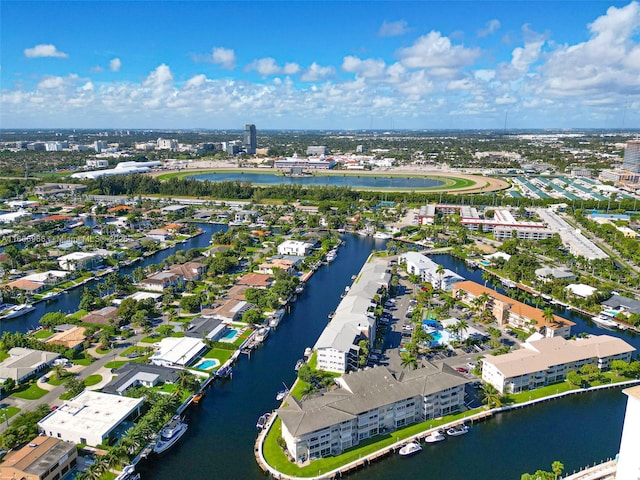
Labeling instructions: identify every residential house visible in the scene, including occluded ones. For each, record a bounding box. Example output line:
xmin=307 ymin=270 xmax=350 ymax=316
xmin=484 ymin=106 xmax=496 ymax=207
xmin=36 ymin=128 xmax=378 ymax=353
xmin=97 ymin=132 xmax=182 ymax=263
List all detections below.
xmin=81 ymin=306 xmax=119 ymax=326
xmin=139 ymin=271 xmax=183 ymax=292
xmin=45 ymin=326 xmax=87 ymax=351
xmin=102 ymin=363 xmax=180 ymax=395
xmin=184 ymin=317 xmax=226 ymax=340
xmin=146 ymin=228 xmax=172 ymax=242
xmin=482 ymin=335 xmax=635 ymax=394
xmin=57 ymin=251 xmax=102 ymax=271
xmin=168 ymin=261 xmax=206 ymax=282
xmin=277 ymin=240 xmax=315 ymax=257
xmin=0 ymin=347 xmax=60 ymax=383
xmin=0 ymin=436 xmax=77 ymax=480
xmin=38 ymin=391 xmax=143 ymax=446
xmin=257 ymin=258 xmax=296 ymax=275
xmin=236 ymin=273 xmax=273 ymax=289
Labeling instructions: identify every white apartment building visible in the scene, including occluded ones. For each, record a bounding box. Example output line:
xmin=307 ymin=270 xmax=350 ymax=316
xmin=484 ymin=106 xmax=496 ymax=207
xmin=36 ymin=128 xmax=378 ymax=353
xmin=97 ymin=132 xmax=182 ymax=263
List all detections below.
xmin=277 ymin=240 xmax=315 ymax=257
xmin=315 ymin=258 xmax=390 ymax=373
xmin=399 ymin=251 xmax=463 ymax=291
xmin=616 ymin=385 xmax=640 ymax=480
xmin=157 ymin=138 xmax=178 ymax=150
xmin=278 ymin=364 xmax=468 ymax=462
xmin=482 ymin=335 xmax=635 ymax=394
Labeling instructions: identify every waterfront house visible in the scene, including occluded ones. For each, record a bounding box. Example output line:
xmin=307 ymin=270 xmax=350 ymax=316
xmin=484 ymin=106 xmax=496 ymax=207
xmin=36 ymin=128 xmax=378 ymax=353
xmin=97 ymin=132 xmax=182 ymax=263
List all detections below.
xmin=38 ymin=391 xmax=143 ymax=446
xmin=5 ymin=278 xmax=45 ymax=294
xmin=481 ymin=335 xmax=635 ymax=394
xmin=0 ymin=435 xmax=77 ymax=480
xmin=452 ymin=280 xmax=574 ymax=338
xmin=102 ymin=363 xmax=180 ymax=395
xmin=202 ymin=299 xmax=255 ymax=322
xmin=257 ymin=258 xmax=296 ymax=275
xmin=81 ymin=306 xmax=119 ymax=326
xmin=57 ymin=251 xmax=102 ymax=271
xmin=278 ymin=363 xmax=468 ymax=462
xmin=46 ymin=326 xmax=87 ymax=350
xmin=139 ymin=271 xmax=183 ymax=292
xmin=236 ymin=273 xmax=273 ymax=289
xmin=146 ymin=228 xmax=172 ymax=242
xmin=184 ymin=317 xmax=226 ymax=340
xmin=314 ymin=258 xmax=390 ymax=374
xmin=399 ymin=252 xmax=463 ymax=291
xmin=0 ymin=347 xmax=60 ymax=383
xmin=168 ymin=260 xmax=206 ymax=282
xmin=277 ymin=240 xmax=315 ymax=257
xmin=150 ymin=337 xmax=206 ymax=367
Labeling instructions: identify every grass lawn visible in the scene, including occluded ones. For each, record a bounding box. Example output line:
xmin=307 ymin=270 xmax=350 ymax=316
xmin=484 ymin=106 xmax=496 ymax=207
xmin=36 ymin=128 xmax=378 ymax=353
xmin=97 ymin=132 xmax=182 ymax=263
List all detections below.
xmin=83 ymin=374 xmax=102 ymax=387
xmin=0 ymin=351 xmax=9 ymax=362
xmin=140 ymin=335 xmax=162 ymax=343
xmin=2 ymin=406 xmax=21 ymax=420
xmin=33 ymin=329 xmax=55 ymax=339
xmin=95 ymin=347 xmax=112 ymax=354
xmin=71 ymin=354 xmax=95 ymax=366
xmin=204 ymin=348 xmax=234 ymax=364
xmin=48 ymin=374 xmax=74 ymax=386
xmin=105 ymin=360 xmax=129 ymax=370
xmin=263 ymin=408 xmax=474 ymax=477
xmin=11 ymin=382 xmax=49 ymax=400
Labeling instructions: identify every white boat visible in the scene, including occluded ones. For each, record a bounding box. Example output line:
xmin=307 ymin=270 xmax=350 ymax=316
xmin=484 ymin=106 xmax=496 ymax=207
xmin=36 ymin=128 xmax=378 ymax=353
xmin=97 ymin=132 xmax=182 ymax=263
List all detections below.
xmin=276 ymin=388 xmax=289 ymax=401
xmin=398 ymin=441 xmax=422 ymax=456
xmin=592 ymin=315 xmax=618 ymax=329
xmin=326 ymin=250 xmax=337 ymax=263
xmin=446 ymin=424 xmax=469 ymax=436
xmin=294 ymin=359 xmax=305 ymax=371
xmin=424 ymin=430 xmax=446 ymax=443
xmin=303 ymin=347 xmax=313 ymax=358
xmin=256 ymin=413 xmax=270 ymax=429
xmin=373 ymin=232 xmax=392 ymax=239
xmin=255 ymin=327 xmax=271 ymax=342
xmin=154 ymin=415 xmax=188 ymax=454
xmin=269 ymin=308 xmax=286 ymax=328
xmin=1 ymin=304 xmax=35 ymax=320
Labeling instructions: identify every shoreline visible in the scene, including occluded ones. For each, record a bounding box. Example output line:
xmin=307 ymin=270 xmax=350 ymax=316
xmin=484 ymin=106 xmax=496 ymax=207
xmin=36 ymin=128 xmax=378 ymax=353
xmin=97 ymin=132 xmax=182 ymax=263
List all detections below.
xmin=256 ymin=379 xmax=640 ymax=480
xmin=148 ymin=165 xmax=510 ymax=194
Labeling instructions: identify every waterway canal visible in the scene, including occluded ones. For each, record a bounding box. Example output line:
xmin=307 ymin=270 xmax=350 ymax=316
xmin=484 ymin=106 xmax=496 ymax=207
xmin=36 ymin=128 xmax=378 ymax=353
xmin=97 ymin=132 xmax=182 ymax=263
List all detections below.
xmin=3 ymin=231 xmax=636 ymax=479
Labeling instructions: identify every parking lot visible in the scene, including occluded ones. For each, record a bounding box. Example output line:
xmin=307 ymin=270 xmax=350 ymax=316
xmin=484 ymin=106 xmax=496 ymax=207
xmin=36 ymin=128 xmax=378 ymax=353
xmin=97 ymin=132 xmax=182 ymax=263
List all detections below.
xmin=370 ymin=277 xmax=519 ymax=384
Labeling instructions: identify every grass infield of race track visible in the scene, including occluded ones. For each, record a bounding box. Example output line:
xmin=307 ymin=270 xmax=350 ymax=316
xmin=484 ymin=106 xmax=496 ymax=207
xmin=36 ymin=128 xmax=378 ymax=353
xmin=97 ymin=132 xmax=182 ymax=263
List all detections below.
xmin=155 ymin=169 xmax=480 ymax=192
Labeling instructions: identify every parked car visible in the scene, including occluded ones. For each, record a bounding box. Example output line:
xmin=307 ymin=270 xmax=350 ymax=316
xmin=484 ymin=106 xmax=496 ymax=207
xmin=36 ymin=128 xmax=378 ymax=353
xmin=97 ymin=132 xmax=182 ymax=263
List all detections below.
xmin=455 ymin=367 xmax=469 ymax=374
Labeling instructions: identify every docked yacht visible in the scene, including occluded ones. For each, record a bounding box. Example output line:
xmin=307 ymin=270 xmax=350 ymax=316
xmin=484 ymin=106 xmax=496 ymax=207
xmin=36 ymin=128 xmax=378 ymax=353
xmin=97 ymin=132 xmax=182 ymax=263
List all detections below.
xmin=0 ymin=303 xmax=35 ymax=320
xmin=446 ymin=424 xmax=469 ymax=436
xmin=424 ymin=430 xmax=446 ymax=443
xmin=154 ymin=415 xmax=188 ymax=454
xmin=592 ymin=314 xmax=618 ymax=329
xmin=398 ymin=441 xmax=422 ymax=456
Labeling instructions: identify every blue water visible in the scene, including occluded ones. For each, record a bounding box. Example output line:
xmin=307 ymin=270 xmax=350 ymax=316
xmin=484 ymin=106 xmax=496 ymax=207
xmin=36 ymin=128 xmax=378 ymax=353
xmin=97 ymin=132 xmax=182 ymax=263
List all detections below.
xmin=188 ymin=172 xmax=444 ymax=189
xmin=221 ymin=329 xmax=238 ymax=341
xmin=195 ymin=359 xmax=219 ymax=371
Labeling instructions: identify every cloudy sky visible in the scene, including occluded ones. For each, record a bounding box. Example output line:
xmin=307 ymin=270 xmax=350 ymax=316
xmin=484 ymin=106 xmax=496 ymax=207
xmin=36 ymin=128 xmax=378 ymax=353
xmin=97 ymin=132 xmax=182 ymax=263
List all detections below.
xmin=2 ymin=1 xmax=639 ymax=130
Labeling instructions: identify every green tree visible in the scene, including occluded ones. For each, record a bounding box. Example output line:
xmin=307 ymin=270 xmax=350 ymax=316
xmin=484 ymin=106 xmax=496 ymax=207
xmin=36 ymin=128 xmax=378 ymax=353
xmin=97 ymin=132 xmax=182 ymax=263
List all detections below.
xmin=400 ymin=352 xmax=418 ymax=370
xmin=3 ymin=377 xmax=16 ymax=393
xmin=566 ymin=370 xmax=582 ymax=387
xmin=551 ymin=460 xmax=564 ymax=480
xmin=480 ymin=383 xmax=503 ymax=408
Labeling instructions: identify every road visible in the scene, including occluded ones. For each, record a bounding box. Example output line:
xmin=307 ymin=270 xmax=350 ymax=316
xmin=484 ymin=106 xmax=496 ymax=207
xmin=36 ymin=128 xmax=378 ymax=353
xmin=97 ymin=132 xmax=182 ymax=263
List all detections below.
xmin=0 ymin=332 xmax=144 ymax=433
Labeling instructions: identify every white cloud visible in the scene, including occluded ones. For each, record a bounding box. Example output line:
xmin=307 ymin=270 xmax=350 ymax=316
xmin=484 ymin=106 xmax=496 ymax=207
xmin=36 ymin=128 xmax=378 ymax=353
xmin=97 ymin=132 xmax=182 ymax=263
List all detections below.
xmin=246 ymin=57 xmax=300 ymax=76
xmin=379 ymin=20 xmax=410 ymax=37
xmin=109 ymin=58 xmax=122 ymax=72
xmin=478 ymin=19 xmax=501 ymax=37
xmin=397 ymin=31 xmax=480 ymax=73
xmin=24 ymin=44 xmax=68 ymax=58
xmin=342 ymin=56 xmax=387 ymax=78
xmin=300 ymin=62 xmax=335 ymax=82
xmin=211 ymin=47 xmax=237 ymax=69
xmin=38 ymin=76 xmax=66 ymax=89
xmin=537 ymin=1 xmax=640 ymax=97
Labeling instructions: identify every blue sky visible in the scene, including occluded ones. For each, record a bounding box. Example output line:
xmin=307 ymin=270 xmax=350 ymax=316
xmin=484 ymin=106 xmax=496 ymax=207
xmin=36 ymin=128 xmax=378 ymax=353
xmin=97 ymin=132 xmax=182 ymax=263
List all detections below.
xmin=1 ymin=1 xmax=639 ymax=129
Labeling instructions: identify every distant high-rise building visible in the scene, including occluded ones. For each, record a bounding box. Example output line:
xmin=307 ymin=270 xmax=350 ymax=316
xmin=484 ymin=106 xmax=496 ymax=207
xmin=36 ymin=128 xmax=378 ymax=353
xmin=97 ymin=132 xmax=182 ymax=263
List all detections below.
xmin=620 ymin=139 xmax=640 ymax=185
xmin=306 ymin=145 xmax=328 ymax=156
xmin=244 ymin=124 xmax=257 ymax=154
xmin=622 ymin=140 xmax=640 ymax=174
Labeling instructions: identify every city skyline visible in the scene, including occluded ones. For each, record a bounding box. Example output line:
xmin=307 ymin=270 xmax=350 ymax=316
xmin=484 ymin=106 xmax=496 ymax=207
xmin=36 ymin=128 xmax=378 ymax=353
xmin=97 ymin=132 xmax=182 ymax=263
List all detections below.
xmin=1 ymin=1 xmax=640 ymax=130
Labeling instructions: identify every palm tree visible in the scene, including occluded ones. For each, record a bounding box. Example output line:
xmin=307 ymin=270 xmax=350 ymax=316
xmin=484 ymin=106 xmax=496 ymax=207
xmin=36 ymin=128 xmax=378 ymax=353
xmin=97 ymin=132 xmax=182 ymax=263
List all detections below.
xmin=455 ymin=319 xmax=469 ymax=339
xmin=435 ymin=264 xmax=445 ymax=290
xmin=52 ymin=364 xmax=67 ymax=381
xmin=543 ymin=307 xmax=555 ymax=328
xmin=480 ymin=383 xmax=503 ymax=409
xmin=400 ymin=352 xmax=418 ymax=370
xmin=551 ymin=460 xmax=564 ymax=480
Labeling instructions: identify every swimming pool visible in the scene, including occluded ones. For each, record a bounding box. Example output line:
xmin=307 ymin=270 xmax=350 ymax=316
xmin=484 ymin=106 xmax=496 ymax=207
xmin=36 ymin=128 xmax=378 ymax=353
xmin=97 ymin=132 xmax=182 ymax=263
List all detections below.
xmin=221 ymin=328 xmax=238 ymax=342
xmin=194 ymin=358 xmax=220 ymax=371
xmin=423 ymin=328 xmax=451 ymax=347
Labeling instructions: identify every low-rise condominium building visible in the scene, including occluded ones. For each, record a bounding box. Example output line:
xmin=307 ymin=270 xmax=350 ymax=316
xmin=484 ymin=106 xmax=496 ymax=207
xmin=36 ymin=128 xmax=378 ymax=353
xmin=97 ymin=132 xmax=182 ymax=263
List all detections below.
xmin=482 ymin=335 xmax=635 ymax=394
xmin=278 ymin=363 xmax=469 ymax=463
